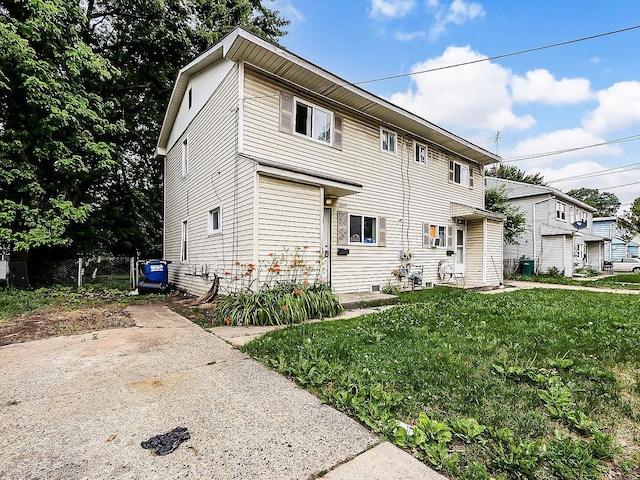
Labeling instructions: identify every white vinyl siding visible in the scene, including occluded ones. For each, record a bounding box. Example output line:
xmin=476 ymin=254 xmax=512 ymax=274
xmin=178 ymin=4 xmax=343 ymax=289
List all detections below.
xmin=239 ymin=69 xmax=491 ymax=292
xmin=484 ymin=219 xmax=503 ymax=285
xmin=181 ymin=138 xmax=188 ymax=176
xmin=257 ymin=176 xmax=322 ymax=269
xmin=164 ymin=65 xmax=255 ymax=296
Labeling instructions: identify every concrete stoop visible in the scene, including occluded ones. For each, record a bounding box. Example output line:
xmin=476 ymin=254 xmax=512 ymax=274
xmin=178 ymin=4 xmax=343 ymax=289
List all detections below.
xmin=338 ymin=291 xmax=398 ymax=310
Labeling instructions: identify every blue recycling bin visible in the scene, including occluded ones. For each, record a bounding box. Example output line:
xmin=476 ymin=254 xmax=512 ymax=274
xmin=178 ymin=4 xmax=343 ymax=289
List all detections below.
xmin=142 ymin=260 xmax=170 ymax=283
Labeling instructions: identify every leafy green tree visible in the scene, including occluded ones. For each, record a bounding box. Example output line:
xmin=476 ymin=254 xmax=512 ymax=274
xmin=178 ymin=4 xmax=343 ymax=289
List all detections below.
xmin=485 ymin=186 xmax=527 ymax=244
xmin=1 ymin=0 xmax=288 ymax=257
xmin=0 ymin=0 xmax=125 ymax=253
xmin=617 ymin=197 xmax=640 ymax=241
xmin=566 ymin=188 xmax=620 ymax=217
xmin=76 ymin=0 xmax=289 ymax=256
xmin=488 ymin=164 xmax=546 ymax=185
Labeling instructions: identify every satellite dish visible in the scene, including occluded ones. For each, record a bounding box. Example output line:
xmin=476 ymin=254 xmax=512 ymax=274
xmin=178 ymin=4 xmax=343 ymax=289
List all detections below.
xmin=572 ymin=220 xmax=587 ymax=230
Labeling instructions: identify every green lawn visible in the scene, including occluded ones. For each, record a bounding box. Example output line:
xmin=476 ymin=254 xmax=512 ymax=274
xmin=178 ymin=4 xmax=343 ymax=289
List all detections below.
xmin=243 ymin=288 xmax=640 ymax=479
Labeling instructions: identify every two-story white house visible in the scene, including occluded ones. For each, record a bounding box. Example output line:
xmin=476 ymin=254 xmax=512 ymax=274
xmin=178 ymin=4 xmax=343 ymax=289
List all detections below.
xmin=156 ymin=28 xmax=504 ymax=295
xmin=485 ymin=177 xmax=606 ymax=276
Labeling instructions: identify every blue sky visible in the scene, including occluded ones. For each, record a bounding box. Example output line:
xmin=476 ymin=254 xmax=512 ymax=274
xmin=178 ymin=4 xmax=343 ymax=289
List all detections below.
xmin=271 ymin=0 xmax=640 ymax=212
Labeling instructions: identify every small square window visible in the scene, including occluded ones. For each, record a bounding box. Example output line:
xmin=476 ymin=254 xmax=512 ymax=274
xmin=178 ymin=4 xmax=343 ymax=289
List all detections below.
xmin=349 ymin=214 xmax=377 ymax=245
xmin=381 ymin=128 xmax=397 ymax=154
xmin=208 ymin=206 xmax=221 ymax=234
xmin=415 ymin=142 xmax=427 ymax=164
xmin=556 ymin=202 xmax=566 ymax=221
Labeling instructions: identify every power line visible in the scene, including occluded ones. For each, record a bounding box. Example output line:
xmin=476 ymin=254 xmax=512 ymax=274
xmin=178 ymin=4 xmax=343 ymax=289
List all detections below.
xmin=501 ymin=134 xmax=640 ymax=163
xmin=352 ymin=24 xmax=640 ymax=86
xmin=548 ymin=162 xmax=640 ymax=183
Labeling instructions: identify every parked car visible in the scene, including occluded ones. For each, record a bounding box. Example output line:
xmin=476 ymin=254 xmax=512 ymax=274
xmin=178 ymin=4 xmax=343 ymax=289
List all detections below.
xmin=611 ymin=258 xmax=640 ymax=273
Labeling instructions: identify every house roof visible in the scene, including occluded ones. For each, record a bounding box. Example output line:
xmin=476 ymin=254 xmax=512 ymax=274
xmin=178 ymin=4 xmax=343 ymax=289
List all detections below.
xmin=156 ymin=28 xmax=501 ymax=166
xmin=485 ymin=177 xmax=596 ymax=212
xmin=451 ymin=202 xmax=504 ymax=221
xmin=540 ymin=225 xmax=607 ymax=242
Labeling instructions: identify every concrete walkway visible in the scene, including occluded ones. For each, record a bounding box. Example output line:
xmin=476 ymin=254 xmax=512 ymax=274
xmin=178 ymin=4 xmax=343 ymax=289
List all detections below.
xmin=0 ymin=304 xmax=445 ymax=480
xmin=506 ymin=280 xmax=640 ymax=295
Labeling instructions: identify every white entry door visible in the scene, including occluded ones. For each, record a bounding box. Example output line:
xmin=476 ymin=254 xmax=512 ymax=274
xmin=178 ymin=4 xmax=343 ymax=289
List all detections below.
xmin=322 ymin=207 xmax=332 ymax=284
xmin=455 ymin=225 xmax=466 ymax=276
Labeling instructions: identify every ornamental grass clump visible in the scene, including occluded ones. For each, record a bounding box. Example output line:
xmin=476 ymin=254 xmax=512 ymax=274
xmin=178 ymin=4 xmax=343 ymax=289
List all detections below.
xmin=214 ymin=247 xmax=343 ymax=326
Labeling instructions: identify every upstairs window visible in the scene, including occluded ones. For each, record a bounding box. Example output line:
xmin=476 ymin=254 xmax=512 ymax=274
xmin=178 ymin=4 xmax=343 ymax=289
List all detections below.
xmin=349 ymin=214 xmax=377 ymax=245
xmin=556 ymin=201 xmax=566 ymax=221
xmin=449 ymin=160 xmax=472 ymax=187
xmin=294 ymin=99 xmax=332 ymax=144
xmin=380 ymin=128 xmax=397 ymax=154
xmin=415 ymin=142 xmax=427 ymax=164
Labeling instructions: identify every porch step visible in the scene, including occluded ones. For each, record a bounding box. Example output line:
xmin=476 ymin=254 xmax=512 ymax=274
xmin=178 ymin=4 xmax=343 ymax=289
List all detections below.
xmin=339 ymin=291 xmax=399 ymax=310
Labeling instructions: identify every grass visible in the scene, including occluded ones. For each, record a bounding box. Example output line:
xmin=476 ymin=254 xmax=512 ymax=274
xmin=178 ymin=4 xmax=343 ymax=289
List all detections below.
xmin=243 ymin=287 xmax=640 ymax=479
xmin=507 ymin=273 xmax=640 ymax=290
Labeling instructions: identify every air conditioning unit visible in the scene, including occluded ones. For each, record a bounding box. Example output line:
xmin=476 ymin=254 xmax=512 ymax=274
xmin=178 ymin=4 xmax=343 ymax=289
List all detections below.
xmin=430 ymin=237 xmax=440 ymax=248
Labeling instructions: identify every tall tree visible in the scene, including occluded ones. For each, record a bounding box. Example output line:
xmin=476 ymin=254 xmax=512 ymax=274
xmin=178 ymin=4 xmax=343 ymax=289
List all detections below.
xmin=0 ymin=0 xmax=125 ymax=254
xmin=485 ymin=186 xmax=527 ymax=244
xmin=1 ymin=0 xmax=288 ymax=258
xmin=75 ymin=0 xmax=289 ymax=256
xmin=617 ymin=197 xmax=640 ymax=240
xmin=487 ymin=164 xmax=546 ymax=185
xmin=566 ymin=188 xmax=620 ymax=217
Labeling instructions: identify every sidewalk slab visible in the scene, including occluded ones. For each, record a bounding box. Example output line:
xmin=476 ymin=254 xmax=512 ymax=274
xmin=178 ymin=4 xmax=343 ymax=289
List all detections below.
xmin=323 ymin=442 xmax=448 ymax=480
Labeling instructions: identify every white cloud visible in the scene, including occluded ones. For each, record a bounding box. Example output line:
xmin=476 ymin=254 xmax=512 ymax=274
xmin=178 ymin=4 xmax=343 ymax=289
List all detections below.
xmin=429 ymin=0 xmax=485 ymax=41
xmin=388 ymin=45 xmax=534 ymax=132
xmin=583 ymin=81 xmax=640 ymax=135
xmin=370 ymin=0 xmax=416 ymax=18
xmin=540 ymin=161 xmax=640 ymax=208
xmin=271 ymin=0 xmax=304 ymax=22
xmin=504 ymin=128 xmax=623 ymax=168
xmin=511 ymin=69 xmax=594 ymax=105
xmin=589 ymin=57 xmax=601 ymax=64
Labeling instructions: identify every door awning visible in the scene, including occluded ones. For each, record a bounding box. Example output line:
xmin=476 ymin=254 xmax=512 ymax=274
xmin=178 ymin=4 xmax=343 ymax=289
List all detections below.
xmin=242 ymin=154 xmax=362 ymax=197
xmin=451 ymin=202 xmax=504 ymax=221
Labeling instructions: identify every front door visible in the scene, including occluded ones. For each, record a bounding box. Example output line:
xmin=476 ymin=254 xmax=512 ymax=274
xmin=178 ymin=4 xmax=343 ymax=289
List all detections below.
xmin=455 ymin=225 xmax=466 ymax=276
xmin=322 ymin=207 xmax=332 ymax=284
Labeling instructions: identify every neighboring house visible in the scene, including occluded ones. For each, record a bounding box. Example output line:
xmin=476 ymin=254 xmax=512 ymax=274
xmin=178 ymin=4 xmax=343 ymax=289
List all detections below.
xmin=485 ymin=178 xmax=606 ymax=277
xmin=155 ymin=28 xmax=504 ymax=296
xmin=593 ymin=217 xmax=639 ymax=260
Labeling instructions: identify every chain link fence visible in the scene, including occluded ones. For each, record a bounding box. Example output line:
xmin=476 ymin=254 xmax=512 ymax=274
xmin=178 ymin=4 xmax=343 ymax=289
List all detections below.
xmin=11 ymin=257 xmax=134 ymax=290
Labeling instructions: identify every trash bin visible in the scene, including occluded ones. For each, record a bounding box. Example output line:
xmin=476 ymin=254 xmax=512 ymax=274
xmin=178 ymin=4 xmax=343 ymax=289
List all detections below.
xmin=519 ymin=259 xmax=534 ymax=276
xmin=142 ymin=260 xmax=170 ymax=283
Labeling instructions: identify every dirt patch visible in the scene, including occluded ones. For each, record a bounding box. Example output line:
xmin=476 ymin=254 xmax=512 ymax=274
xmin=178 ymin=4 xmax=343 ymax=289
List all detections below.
xmin=0 ymin=303 xmax=136 ymax=346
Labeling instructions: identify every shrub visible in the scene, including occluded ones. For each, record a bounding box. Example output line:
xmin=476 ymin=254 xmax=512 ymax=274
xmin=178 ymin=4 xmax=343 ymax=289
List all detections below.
xmin=214 ymin=248 xmax=343 ymax=326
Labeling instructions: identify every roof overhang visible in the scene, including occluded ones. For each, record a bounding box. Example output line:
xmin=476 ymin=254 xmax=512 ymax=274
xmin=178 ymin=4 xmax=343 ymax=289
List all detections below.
xmin=579 ymin=232 xmax=608 ymax=242
xmin=243 ymin=154 xmax=362 ymax=197
xmin=156 ymin=28 xmax=501 ymax=166
xmin=451 ymin=202 xmax=504 ymax=221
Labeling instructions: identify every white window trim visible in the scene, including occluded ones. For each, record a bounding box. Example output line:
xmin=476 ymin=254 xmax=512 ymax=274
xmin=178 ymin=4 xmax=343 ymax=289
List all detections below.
xmin=429 ymin=224 xmax=447 ymax=248
xmin=293 ymin=96 xmax=333 ymax=146
xmin=380 ymin=127 xmax=397 ymax=155
xmin=181 ymin=137 xmax=189 ymax=177
xmin=348 ymin=213 xmax=379 ymax=246
xmin=208 ymin=205 xmax=222 ymax=235
xmin=414 ymin=141 xmax=428 ymax=165
xmin=556 ymin=201 xmax=567 ymax=221
xmin=450 ymin=160 xmax=471 ymax=187
xmin=180 ymin=219 xmax=188 ymax=263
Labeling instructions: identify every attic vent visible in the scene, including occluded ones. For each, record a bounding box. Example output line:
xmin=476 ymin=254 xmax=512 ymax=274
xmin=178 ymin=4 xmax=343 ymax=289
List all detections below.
xmin=371 ymin=284 xmax=381 ymax=292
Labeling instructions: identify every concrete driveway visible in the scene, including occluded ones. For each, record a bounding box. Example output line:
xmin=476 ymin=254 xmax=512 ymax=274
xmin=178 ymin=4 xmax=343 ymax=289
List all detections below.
xmin=0 ymin=304 xmax=443 ymax=480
